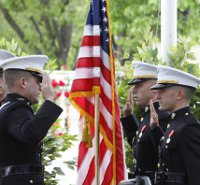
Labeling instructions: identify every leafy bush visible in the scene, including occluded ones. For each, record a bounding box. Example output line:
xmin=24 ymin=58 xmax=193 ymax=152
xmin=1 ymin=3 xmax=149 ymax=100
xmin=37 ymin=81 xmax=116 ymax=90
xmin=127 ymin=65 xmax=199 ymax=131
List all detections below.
xmin=42 ymin=121 xmax=77 ymax=185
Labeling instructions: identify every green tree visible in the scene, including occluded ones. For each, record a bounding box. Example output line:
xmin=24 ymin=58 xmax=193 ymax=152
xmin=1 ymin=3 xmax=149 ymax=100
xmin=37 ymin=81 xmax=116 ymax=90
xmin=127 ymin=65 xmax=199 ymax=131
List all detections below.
xmin=109 ymin=0 xmax=200 ymax=64
xmin=1 ymin=0 xmax=200 ymax=69
xmin=0 ymin=0 xmax=88 ymax=68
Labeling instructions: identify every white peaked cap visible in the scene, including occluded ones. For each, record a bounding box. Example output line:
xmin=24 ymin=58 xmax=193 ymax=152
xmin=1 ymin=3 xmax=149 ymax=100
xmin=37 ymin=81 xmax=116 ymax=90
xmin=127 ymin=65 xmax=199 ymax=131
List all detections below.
xmin=0 ymin=49 xmax=15 ymax=62
xmin=151 ymin=66 xmax=200 ymax=89
xmin=0 ymin=55 xmax=48 ymax=74
xmin=132 ymin=61 xmax=158 ymax=78
xmin=128 ymin=61 xmax=158 ymax=85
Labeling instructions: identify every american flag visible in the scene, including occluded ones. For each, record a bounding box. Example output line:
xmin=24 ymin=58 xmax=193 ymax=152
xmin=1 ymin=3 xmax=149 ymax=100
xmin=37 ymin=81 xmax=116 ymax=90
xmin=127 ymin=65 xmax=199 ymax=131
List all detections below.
xmin=69 ymin=0 xmax=126 ymax=184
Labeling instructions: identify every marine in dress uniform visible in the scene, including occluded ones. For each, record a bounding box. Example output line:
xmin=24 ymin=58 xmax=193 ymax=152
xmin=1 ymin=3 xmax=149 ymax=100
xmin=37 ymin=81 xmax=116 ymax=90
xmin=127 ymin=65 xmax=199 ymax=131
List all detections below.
xmin=150 ymin=66 xmax=200 ymax=185
xmin=0 ymin=55 xmax=63 ymax=185
xmin=0 ymin=50 xmax=15 ymax=104
xmin=121 ymin=62 xmax=170 ymax=184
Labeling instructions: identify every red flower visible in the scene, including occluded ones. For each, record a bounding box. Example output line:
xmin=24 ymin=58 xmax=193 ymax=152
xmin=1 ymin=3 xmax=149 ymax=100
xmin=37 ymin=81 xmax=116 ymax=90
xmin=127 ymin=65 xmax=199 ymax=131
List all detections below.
xmin=61 ymin=64 xmax=68 ymax=69
xmin=58 ymin=132 xmax=63 ymax=137
xmin=58 ymin=80 xmax=65 ymax=86
xmin=64 ymin=91 xmax=70 ymax=98
xmin=56 ymin=91 xmax=62 ymax=97
xmin=51 ymin=79 xmax=58 ymax=87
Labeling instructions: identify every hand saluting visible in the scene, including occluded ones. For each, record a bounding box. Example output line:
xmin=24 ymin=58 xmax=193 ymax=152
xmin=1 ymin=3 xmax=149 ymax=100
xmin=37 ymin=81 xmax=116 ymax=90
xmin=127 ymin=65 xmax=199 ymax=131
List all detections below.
xmin=149 ymin=99 xmax=159 ymax=128
xmin=123 ymin=87 xmax=134 ymax=116
xmin=41 ymin=72 xmax=54 ymax=102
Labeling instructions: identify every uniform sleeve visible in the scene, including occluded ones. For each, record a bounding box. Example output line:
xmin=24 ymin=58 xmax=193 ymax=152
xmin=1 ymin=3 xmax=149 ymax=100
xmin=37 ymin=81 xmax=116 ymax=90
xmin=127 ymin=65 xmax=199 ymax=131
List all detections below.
xmin=179 ymin=124 xmax=200 ymax=185
xmin=120 ymin=114 xmax=139 ymax=146
xmin=157 ymin=110 xmax=170 ymax=132
xmin=150 ymin=110 xmax=169 ymax=147
xmin=151 ymin=126 xmax=164 ymax=147
xmin=6 ymin=100 xmax=63 ymax=143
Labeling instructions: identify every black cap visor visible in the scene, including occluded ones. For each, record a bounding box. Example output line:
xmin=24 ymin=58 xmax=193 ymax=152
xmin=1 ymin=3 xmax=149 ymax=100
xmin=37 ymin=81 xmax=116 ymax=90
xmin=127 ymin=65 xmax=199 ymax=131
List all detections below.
xmin=150 ymin=83 xmax=174 ymax=90
xmin=128 ymin=78 xmax=156 ymax=85
xmin=4 ymin=68 xmax=43 ymax=82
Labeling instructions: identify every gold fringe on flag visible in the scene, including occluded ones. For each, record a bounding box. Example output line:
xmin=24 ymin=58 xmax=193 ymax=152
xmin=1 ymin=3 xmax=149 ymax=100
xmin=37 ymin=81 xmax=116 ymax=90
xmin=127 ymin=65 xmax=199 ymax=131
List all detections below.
xmin=82 ymin=118 xmax=93 ymax=148
xmin=82 ymin=118 xmax=88 ymax=142
xmin=92 ymin=86 xmax=100 ymax=95
xmin=87 ymin=119 xmax=93 ymax=147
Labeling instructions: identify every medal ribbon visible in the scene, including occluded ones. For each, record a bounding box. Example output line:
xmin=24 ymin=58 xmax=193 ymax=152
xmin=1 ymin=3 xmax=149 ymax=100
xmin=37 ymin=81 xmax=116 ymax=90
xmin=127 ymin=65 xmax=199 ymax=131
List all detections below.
xmin=141 ymin=125 xmax=147 ymax=133
xmin=169 ymin=130 xmax=174 ymax=138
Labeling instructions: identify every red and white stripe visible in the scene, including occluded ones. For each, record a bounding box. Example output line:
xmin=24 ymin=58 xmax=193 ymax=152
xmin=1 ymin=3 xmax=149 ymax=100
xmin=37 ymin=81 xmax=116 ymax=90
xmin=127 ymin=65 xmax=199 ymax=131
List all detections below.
xmin=70 ymin=23 xmax=126 ymax=185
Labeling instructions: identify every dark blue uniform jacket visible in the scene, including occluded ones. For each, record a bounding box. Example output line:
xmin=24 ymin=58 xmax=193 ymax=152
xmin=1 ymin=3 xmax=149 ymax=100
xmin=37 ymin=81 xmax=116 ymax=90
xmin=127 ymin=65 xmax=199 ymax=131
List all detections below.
xmin=0 ymin=93 xmax=62 ymax=185
xmin=157 ymin=107 xmax=200 ymax=185
xmin=121 ymin=102 xmax=170 ymax=181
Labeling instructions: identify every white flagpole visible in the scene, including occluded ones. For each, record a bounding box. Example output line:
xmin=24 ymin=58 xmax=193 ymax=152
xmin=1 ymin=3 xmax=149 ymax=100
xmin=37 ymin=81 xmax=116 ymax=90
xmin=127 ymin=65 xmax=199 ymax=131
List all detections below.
xmin=94 ymin=93 xmax=100 ymax=185
xmin=161 ymin=0 xmax=177 ymax=64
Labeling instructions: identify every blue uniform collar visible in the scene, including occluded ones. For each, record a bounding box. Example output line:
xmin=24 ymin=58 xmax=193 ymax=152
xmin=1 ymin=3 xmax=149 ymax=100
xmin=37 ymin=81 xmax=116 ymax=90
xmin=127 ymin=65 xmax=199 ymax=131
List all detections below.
xmin=5 ymin=93 xmax=31 ymax=105
xmin=170 ymin=107 xmax=190 ymax=120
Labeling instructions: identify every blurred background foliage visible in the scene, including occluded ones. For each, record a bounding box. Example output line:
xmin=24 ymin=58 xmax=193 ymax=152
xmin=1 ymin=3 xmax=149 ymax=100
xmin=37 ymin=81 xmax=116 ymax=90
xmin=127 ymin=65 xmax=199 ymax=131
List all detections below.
xmin=1 ymin=0 xmax=200 ymax=68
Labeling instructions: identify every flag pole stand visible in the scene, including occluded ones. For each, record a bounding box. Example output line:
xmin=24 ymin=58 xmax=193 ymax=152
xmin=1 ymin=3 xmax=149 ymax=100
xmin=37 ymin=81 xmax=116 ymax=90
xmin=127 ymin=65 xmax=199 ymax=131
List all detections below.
xmin=94 ymin=93 xmax=100 ymax=185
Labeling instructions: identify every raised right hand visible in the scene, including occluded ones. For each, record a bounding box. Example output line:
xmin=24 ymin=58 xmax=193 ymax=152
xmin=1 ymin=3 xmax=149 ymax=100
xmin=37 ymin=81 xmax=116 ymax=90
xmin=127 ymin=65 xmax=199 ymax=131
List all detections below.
xmin=123 ymin=87 xmax=134 ymax=116
xmin=149 ymin=99 xmax=159 ymax=128
xmin=41 ymin=72 xmax=54 ymax=102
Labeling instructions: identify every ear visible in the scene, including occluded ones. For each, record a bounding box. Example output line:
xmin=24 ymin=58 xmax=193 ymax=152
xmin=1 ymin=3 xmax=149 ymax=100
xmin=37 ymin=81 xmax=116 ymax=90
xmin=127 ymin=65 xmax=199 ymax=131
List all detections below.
xmin=19 ymin=77 xmax=27 ymax=89
xmin=177 ymin=88 xmax=184 ymax=100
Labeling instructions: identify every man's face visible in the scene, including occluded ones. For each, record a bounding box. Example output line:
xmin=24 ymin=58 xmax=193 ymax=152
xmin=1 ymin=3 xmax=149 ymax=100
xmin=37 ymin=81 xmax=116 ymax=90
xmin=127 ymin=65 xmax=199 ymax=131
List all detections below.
xmin=0 ymin=75 xmax=7 ymax=103
xmin=132 ymin=80 xmax=157 ymax=107
xmin=156 ymin=86 xmax=178 ymax=112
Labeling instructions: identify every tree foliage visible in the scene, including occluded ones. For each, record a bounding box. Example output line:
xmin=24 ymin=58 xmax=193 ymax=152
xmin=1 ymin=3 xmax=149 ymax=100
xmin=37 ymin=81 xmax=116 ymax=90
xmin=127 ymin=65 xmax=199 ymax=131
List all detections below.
xmin=109 ymin=0 xmax=200 ymax=63
xmin=0 ymin=0 xmax=88 ymax=68
xmin=1 ymin=0 xmax=200 ymax=68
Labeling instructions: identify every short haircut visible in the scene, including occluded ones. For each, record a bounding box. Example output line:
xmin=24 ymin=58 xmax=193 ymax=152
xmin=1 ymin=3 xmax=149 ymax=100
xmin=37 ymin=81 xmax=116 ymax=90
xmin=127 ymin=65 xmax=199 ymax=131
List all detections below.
xmin=182 ymin=86 xmax=195 ymax=101
xmin=4 ymin=70 xmax=32 ymax=89
xmin=173 ymin=85 xmax=195 ymax=101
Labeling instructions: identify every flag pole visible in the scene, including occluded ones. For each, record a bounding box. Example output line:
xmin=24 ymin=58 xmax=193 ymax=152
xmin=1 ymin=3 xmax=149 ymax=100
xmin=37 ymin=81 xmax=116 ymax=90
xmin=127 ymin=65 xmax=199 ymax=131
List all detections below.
xmin=94 ymin=93 xmax=100 ymax=185
xmin=161 ymin=0 xmax=177 ymax=64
